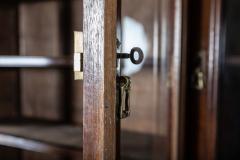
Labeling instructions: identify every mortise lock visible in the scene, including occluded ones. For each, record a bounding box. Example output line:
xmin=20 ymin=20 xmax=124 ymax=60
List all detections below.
xmin=191 ymin=51 xmax=205 ymax=90
xmin=192 ymin=67 xmax=205 ymax=90
xmin=74 ymin=31 xmax=83 ymax=80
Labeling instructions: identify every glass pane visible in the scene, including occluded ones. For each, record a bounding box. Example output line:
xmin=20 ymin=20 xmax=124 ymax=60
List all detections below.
xmin=120 ymin=0 xmax=170 ymax=159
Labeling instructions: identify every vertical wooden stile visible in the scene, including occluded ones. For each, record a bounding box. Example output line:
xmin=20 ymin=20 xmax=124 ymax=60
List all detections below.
xmin=83 ymin=0 xmax=117 ymax=159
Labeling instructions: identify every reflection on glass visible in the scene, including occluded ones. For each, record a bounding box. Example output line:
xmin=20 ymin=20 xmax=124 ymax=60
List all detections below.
xmin=120 ymin=0 xmax=168 ymax=159
xmin=122 ymin=17 xmax=148 ymax=75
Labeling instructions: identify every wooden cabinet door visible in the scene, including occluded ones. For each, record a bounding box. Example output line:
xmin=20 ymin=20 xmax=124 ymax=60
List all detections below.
xmin=82 ymin=0 xmax=186 ymax=159
xmin=83 ymin=0 xmax=117 ymax=159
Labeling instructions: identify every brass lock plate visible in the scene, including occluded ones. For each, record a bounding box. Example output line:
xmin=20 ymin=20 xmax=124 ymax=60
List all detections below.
xmin=74 ymin=31 xmax=83 ymax=80
xmin=117 ymin=76 xmax=131 ymax=119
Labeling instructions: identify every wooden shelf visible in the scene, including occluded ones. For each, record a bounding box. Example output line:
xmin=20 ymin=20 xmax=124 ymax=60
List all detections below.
xmin=0 ymin=123 xmax=167 ymax=159
xmin=0 ymin=123 xmax=82 ymax=155
xmin=0 ymin=56 xmax=72 ymax=68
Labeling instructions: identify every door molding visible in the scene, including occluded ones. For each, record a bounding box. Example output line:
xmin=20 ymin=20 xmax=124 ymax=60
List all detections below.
xmin=206 ymin=0 xmax=222 ymax=159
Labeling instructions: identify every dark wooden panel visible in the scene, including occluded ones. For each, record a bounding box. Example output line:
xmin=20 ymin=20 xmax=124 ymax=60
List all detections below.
xmin=71 ymin=80 xmax=83 ymax=125
xmin=19 ymin=1 xmax=63 ymax=57
xmin=184 ymin=0 xmax=221 ymax=159
xmin=83 ymin=0 xmax=117 ymax=159
xmin=201 ymin=0 xmax=221 ymax=159
xmin=71 ymin=0 xmax=83 ymax=31
xmin=0 ymin=146 xmax=21 ymax=160
xmin=20 ymin=69 xmax=64 ymax=120
xmin=23 ymin=151 xmax=63 ymax=160
xmin=184 ymin=0 xmax=212 ymax=159
xmin=70 ymin=0 xmax=83 ymax=125
xmin=0 ymin=5 xmax=18 ymax=53
xmin=19 ymin=1 xmax=65 ymax=121
xmin=0 ymin=3 xmax=19 ymax=119
xmin=204 ymin=0 xmax=221 ymax=159
xmin=217 ymin=0 xmax=240 ymax=159
xmin=0 ymin=70 xmax=19 ymax=118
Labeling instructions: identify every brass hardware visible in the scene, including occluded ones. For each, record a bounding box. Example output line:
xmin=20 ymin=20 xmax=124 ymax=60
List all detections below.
xmin=74 ymin=31 xmax=83 ymax=80
xmin=117 ymin=76 xmax=131 ymax=119
xmin=192 ymin=68 xmax=205 ymax=90
xmin=116 ymin=39 xmax=122 ymax=50
xmin=192 ymin=50 xmax=206 ymax=90
xmin=116 ymin=41 xmax=144 ymax=119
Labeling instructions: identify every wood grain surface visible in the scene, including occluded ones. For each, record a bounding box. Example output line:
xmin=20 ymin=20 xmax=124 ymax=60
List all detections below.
xmin=83 ymin=0 xmax=117 ymax=159
xmin=0 ymin=3 xmax=19 ymax=119
xmin=19 ymin=1 xmax=65 ymax=121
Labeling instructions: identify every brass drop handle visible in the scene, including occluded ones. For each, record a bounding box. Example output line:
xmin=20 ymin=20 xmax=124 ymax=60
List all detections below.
xmin=117 ymin=47 xmax=144 ymax=64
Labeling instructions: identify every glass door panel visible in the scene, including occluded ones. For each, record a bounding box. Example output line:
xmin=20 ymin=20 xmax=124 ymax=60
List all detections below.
xmin=120 ymin=0 xmax=177 ymax=159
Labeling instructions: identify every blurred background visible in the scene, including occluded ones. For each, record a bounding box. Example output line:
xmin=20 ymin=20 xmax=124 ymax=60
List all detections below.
xmin=0 ymin=0 xmax=240 ymax=159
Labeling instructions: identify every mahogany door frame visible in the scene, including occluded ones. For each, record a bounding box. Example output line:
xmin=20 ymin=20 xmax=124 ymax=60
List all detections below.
xmin=206 ymin=0 xmax=222 ymax=159
xmin=83 ymin=0 xmax=117 ymax=159
xmin=184 ymin=0 xmax=222 ymax=159
xmin=199 ymin=0 xmax=222 ymax=159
